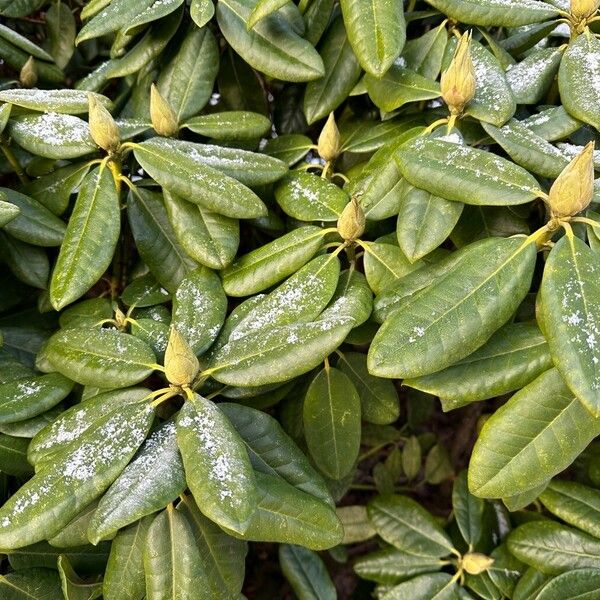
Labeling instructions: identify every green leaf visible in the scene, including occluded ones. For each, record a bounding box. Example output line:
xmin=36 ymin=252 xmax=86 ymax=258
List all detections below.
xmin=508 ymin=522 xmax=600 ymax=574
xmin=58 ymin=555 xmax=102 ymax=600
xmin=132 ymin=138 xmax=269 ymax=218
xmin=521 ymin=106 xmax=582 ymax=143
xmin=363 ymin=241 xmax=420 ymax=296
xmin=354 ymin=548 xmax=445 ymax=585
xmin=124 ymin=0 xmax=184 ymax=32
xmin=303 ymin=15 xmax=362 ymax=124
xmin=246 ymin=0 xmax=287 ymax=28
xmin=405 ymin=322 xmax=553 ymax=410
xmin=0 ymin=372 xmax=73 ymax=424
xmin=402 ymin=22 xmax=448 ymax=80
xmin=0 ymin=22 xmax=53 ymax=61
xmin=368 ymin=236 xmax=537 ymax=378
xmin=340 ymin=118 xmax=420 ymax=154
xmin=468 ymin=369 xmax=600 ymax=499
xmin=183 ymin=111 xmax=271 ymax=140
xmin=482 ymin=119 xmax=569 ymax=179
xmin=0 ymin=233 xmax=49 ymax=289
xmin=279 ymin=544 xmax=336 ymax=600
xmin=191 ymin=0 xmax=214 ymax=27
xmin=7 ymin=541 xmax=109 ymax=572
xmin=339 ymin=0 xmax=405 ymax=77
xmin=0 ymin=198 xmax=20 ymax=227
xmin=534 ymin=569 xmax=600 ymax=599
xmin=8 ymin=114 xmax=96 ymax=160
xmin=157 ymin=26 xmax=219 ymax=122
xmin=177 ymin=494 xmax=247 ymax=596
xmin=559 ymin=34 xmax=600 ymax=130
xmin=220 ymin=225 xmax=327 ymax=296
xmin=143 ymin=506 xmax=210 ymax=599
xmin=506 ymin=47 xmax=563 ymax=105
xmin=88 ymin=421 xmax=186 ymax=544
xmin=103 ymin=517 xmax=153 ymax=600
xmin=380 ymin=573 xmax=458 ymax=599
xmin=0 ymin=187 xmax=67 ymax=246
xmin=303 ymin=366 xmax=361 ymax=480
xmin=176 ymin=394 xmax=257 ymax=533
xmin=397 ymin=137 xmax=541 ymax=206
xmin=45 ymin=329 xmax=156 ymax=388
xmin=48 ymin=500 xmax=101 ymax=548
xmin=0 ymin=434 xmax=33 ymax=477
xmin=368 ymin=495 xmax=455 ymax=557
xmin=223 ymin=471 xmax=343 ymax=550
xmin=46 ymin=2 xmax=76 ymax=69
xmin=216 ymin=0 xmax=325 ymax=82
xmin=77 ymin=0 xmax=154 ymax=42
xmin=274 ymin=171 xmax=349 ymax=222
xmin=0 ymin=402 xmax=154 ymax=550
xmin=28 ymin=388 xmax=150 ymax=466
xmin=337 ymin=351 xmax=399 ymax=425
xmin=365 ymin=65 xmax=440 ymax=113
xmin=513 ymin=567 xmax=552 ymax=600
xmin=0 ymin=90 xmax=110 ymax=115
xmin=396 ymin=185 xmax=463 ymax=262
xmin=540 ymin=235 xmax=600 ymax=417
xmin=452 ymin=471 xmax=484 ymax=549
xmin=49 ymin=166 xmax=119 ymax=310
xmin=539 ymin=481 xmax=600 ymax=539
xmin=263 ymin=134 xmax=313 ymax=166
xmin=127 ymin=187 xmax=198 ymax=293
xmin=0 ymin=568 xmax=62 ymax=600
xmin=58 ymin=298 xmax=113 ymax=331
xmin=426 ymin=0 xmax=558 ymax=26
xmin=171 ymin=267 xmax=227 ymax=355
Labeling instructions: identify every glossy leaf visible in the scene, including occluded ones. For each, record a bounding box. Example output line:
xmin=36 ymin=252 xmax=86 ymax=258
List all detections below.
xmin=0 ymin=568 xmax=63 ymax=599
xmin=0 ymin=89 xmax=110 ymax=115
xmin=380 ymin=573 xmax=458 ymax=599
xmin=183 ymin=111 xmax=271 ymax=140
xmin=535 ymin=569 xmax=600 ymax=599
xmin=452 ymin=471 xmax=484 ymax=549
xmin=279 ymin=544 xmax=336 ymax=600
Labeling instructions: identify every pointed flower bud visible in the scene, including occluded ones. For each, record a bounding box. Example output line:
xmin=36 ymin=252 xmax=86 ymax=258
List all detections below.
xmin=150 ymin=83 xmax=179 ymax=137
xmin=317 ymin=112 xmax=341 ymax=162
xmin=462 ymin=553 xmax=494 ymax=576
xmin=165 ymin=327 xmax=200 ymax=387
xmin=571 ymin=0 xmax=600 ymax=19
xmin=441 ymin=32 xmax=476 ymax=116
xmin=20 ymin=56 xmax=38 ymax=88
xmin=548 ymin=142 xmax=595 ymax=217
xmin=88 ymin=94 xmax=120 ymax=153
xmin=337 ymin=197 xmax=365 ymax=241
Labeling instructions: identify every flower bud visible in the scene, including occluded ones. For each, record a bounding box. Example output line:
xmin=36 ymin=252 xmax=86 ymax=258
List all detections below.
xmin=88 ymin=94 xmax=120 ymax=153
xmin=548 ymin=142 xmax=595 ymax=217
xmin=165 ymin=327 xmax=200 ymax=387
xmin=337 ymin=197 xmax=365 ymax=241
xmin=20 ymin=56 xmax=38 ymax=88
xmin=462 ymin=553 xmax=494 ymax=576
xmin=441 ymin=32 xmax=476 ymax=116
xmin=317 ymin=112 xmax=341 ymax=162
xmin=571 ymin=0 xmax=600 ymax=19
xmin=150 ymin=83 xmax=179 ymax=137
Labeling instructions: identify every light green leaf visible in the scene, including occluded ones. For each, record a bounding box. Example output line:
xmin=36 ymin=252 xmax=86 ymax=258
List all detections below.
xmin=397 ymin=138 xmax=540 ymax=206
xmin=124 ymin=0 xmax=184 ymax=33
xmin=176 ymin=394 xmax=257 ymax=533
xmin=380 ymin=573 xmax=458 ymax=600
xmin=426 ymin=0 xmax=559 ymax=26
xmin=506 ymin=47 xmax=563 ymax=105
xmin=539 ymin=481 xmax=600 ymax=539
xmin=303 ymin=15 xmax=362 ymax=124
xmin=58 ymin=555 xmax=102 ymax=600
xmin=103 ymin=517 xmax=153 ymax=600
xmin=368 ymin=236 xmax=537 ymax=378
xmin=223 ymin=472 xmax=343 ymax=550
xmin=508 ymin=522 xmax=600 ymax=574
xmin=46 ymin=2 xmax=76 ymax=69
xmin=77 ymin=0 xmax=154 ymax=42
xmin=191 ymin=0 xmax=215 ymax=27
xmin=468 ymin=369 xmax=600 ymax=499
xmin=0 ymin=89 xmax=109 ymax=115
xmin=132 ymin=138 xmax=269 ymax=218
xmin=405 ymin=322 xmax=553 ymax=410
xmin=274 ymin=171 xmax=349 ymax=222
xmin=183 ymin=111 xmax=271 ymax=140
xmin=559 ymin=34 xmax=600 ymax=130
xmin=368 ymin=495 xmax=455 ymax=557
xmin=339 ymin=0 xmax=405 ymax=77
xmin=157 ymin=26 xmax=219 ymax=122
xmin=45 ymin=329 xmax=156 ymax=388
xmin=303 ymin=367 xmax=361 ymax=480
xmin=365 ymin=65 xmax=440 ymax=113
xmin=279 ymin=544 xmax=336 ymax=600
xmin=0 ymin=402 xmax=154 ymax=550
xmin=535 ymin=569 xmax=600 ymax=599
xmin=216 ymin=0 xmax=325 ymax=82
xmin=171 ymin=267 xmax=227 ymax=355
xmin=452 ymin=471 xmax=484 ymax=549
xmin=0 ymin=568 xmax=63 ymax=600
xmin=8 ymin=113 xmax=96 ymax=159
xmin=247 ymin=0 xmax=287 ymax=28
xmin=402 ymin=22 xmax=448 ymax=80
xmin=49 ymin=166 xmax=119 ymax=310
xmin=48 ymin=499 xmax=101 ymax=548
xmin=541 ymin=235 xmax=600 ymax=417
xmin=88 ymin=421 xmax=186 ymax=544
xmin=220 ymin=225 xmax=327 ymax=296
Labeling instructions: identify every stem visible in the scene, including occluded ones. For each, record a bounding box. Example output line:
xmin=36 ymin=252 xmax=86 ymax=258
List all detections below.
xmin=422 ymin=118 xmax=449 ymax=136
xmin=1 ymin=142 xmax=28 ymax=184
xmin=572 ymin=216 xmax=600 ymax=230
